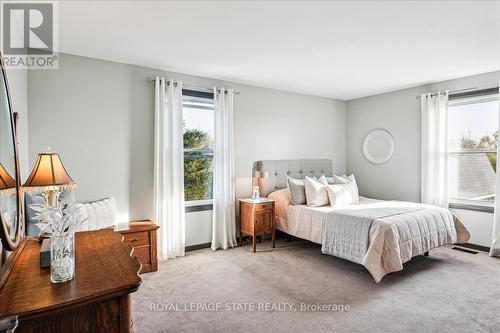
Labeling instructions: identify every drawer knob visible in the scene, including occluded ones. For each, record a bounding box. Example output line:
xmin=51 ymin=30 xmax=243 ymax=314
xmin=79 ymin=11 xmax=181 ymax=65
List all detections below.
xmin=131 ymin=239 xmax=138 ymax=243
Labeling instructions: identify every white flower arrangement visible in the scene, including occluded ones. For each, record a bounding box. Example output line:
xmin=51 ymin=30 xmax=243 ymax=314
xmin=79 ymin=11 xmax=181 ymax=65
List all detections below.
xmin=29 ymin=196 xmax=84 ymax=237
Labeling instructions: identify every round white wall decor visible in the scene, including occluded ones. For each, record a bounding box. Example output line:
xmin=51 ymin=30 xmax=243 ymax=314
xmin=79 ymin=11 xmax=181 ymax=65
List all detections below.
xmin=362 ymin=129 xmax=395 ymax=164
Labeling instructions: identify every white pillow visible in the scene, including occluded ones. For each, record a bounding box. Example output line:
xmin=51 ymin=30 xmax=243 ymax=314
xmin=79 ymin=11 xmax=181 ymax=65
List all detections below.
xmin=287 ymin=176 xmax=306 ymax=205
xmin=326 ymin=175 xmax=360 ymax=208
xmin=335 ymin=175 xmax=359 ymax=197
xmin=325 ymin=176 xmax=335 ymax=184
xmin=102 ymin=197 xmax=117 ymax=227
xmin=85 ymin=203 xmax=97 ymax=230
xmin=313 ymin=174 xmax=329 ymax=185
xmin=333 ymin=174 xmax=349 ymax=184
xmin=91 ymin=201 xmax=104 ymax=228
xmin=74 ymin=203 xmax=88 ymax=231
xmin=304 ymin=176 xmax=329 ymax=207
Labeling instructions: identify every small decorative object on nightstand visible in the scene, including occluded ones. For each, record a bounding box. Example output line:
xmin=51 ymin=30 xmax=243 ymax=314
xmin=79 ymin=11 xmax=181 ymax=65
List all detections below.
xmin=239 ymin=198 xmax=275 ymax=252
xmin=251 ymin=171 xmax=269 ymax=199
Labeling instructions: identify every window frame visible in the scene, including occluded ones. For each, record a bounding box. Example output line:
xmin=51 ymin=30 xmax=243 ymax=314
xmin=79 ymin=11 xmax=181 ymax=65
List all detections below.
xmin=447 ymin=88 xmax=499 ymax=213
xmin=182 ymin=89 xmax=215 ymax=211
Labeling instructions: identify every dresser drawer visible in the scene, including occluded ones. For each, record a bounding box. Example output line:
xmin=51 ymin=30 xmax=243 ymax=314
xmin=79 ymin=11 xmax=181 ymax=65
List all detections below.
xmin=132 ymin=245 xmax=151 ymax=266
xmin=123 ymin=231 xmax=150 ymax=247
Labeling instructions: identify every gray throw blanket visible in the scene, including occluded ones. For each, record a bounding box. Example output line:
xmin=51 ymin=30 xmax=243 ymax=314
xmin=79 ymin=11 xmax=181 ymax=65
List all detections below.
xmin=321 ymin=205 xmax=424 ymax=263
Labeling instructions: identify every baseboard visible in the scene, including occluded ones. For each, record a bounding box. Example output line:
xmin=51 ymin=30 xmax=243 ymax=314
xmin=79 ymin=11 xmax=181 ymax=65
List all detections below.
xmin=185 ymin=242 xmax=211 ymax=252
xmin=457 ymin=243 xmax=490 ymax=253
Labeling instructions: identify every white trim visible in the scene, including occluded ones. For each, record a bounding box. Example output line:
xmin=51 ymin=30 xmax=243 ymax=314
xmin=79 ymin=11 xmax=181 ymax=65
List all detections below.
xmin=448 ymin=94 xmax=499 ymax=107
xmin=185 ymin=199 xmax=213 ymax=207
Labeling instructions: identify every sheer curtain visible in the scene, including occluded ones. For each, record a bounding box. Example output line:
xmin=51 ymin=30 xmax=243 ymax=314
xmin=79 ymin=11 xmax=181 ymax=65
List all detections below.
xmin=211 ymin=88 xmax=237 ymax=250
xmin=490 ymin=82 xmax=500 ymax=257
xmin=154 ymin=77 xmax=185 ymax=259
xmin=421 ymin=91 xmax=449 ymax=208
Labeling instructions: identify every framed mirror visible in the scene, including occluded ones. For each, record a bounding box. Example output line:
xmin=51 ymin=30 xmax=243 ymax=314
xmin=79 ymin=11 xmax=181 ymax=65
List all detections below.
xmin=363 ymin=129 xmax=395 ymax=164
xmin=0 ymin=54 xmax=22 ymax=251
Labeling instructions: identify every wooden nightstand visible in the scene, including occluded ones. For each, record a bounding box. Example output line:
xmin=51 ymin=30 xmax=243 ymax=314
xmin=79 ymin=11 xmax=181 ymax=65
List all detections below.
xmin=114 ymin=220 xmax=159 ymax=274
xmin=239 ymin=198 xmax=275 ymax=252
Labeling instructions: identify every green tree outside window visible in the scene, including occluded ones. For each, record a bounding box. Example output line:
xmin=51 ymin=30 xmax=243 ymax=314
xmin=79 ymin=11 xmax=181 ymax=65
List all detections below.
xmin=183 ymin=128 xmax=213 ymax=201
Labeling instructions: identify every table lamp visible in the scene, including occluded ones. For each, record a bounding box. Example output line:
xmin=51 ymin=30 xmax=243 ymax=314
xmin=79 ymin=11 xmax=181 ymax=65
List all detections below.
xmin=0 ymin=163 xmax=16 ymax=195
xmin=22 ymin=149 xmax=76 ymax=206
xmin=252 ymin=171 xmax=269 ymax=199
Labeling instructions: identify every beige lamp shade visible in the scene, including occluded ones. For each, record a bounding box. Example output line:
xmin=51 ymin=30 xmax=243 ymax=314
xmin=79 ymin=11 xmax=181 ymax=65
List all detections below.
xmin=22 ymin=152 xmax=76 ymax=192
xmin=0 ymin=163 xmax=16 ymax=190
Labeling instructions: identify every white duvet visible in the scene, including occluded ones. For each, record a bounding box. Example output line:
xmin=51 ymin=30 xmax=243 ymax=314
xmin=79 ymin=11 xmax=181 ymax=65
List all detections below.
xmin=269 ymin=189 xmax=470 ymax=282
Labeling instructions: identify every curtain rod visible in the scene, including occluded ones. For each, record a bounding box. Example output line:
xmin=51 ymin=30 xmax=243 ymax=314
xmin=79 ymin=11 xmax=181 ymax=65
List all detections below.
xmin=416 ymin=85 xmax=499 ymax=99
xmin=145 ymin=77 xmax=240 ymax=94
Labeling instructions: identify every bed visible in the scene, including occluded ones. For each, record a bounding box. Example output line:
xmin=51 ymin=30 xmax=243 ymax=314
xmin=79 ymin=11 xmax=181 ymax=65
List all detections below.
xmin=254 ymin=159 xmax=471 ymax=282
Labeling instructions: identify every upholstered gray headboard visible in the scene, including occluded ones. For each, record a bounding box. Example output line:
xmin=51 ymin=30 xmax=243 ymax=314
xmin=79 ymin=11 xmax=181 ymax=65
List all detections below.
xmin=253 ymin=159 xmax=333 ymax=197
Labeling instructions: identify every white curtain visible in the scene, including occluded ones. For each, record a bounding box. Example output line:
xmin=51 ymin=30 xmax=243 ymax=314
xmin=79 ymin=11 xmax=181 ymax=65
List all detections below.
xmin=154 ymin=77 xmax=185 ymax=259
xmin=421 ymin=91 xmax=449 ymax=208
xmin=211 ymin=88 xmax=237 ymax=250
xmin=490 ymin=81 xmax=500 ymax=257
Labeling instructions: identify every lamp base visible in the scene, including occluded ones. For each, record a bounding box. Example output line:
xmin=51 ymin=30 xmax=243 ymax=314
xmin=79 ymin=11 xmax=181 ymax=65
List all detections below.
xmin=43 ymin=189 xmax=61 ymax=207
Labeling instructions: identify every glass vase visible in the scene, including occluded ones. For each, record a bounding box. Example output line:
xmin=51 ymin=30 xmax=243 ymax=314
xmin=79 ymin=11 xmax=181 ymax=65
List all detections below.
xmin=50 ymin=233 xmax=75 ymax=283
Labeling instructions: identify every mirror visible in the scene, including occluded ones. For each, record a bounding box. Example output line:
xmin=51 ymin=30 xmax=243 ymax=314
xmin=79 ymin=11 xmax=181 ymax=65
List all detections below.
xmin=0 ymin=55 xmax=21 ymax=251
xmin=363 ymin=129 xmax=395 ymax=164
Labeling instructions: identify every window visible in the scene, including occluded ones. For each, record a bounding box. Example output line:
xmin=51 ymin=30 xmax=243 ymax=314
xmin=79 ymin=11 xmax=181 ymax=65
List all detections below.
xmin=182 ymin=90 xmax=215 ymax=206
xmin=448 ymin=91 xmax=499 ymax=211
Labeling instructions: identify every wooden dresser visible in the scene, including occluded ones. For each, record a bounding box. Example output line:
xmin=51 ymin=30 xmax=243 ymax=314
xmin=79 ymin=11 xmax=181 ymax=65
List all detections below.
xmin=114 ymin=221 xmax=159 ymax=274
xmin=0 ymin=230 xmax=142 ymax=333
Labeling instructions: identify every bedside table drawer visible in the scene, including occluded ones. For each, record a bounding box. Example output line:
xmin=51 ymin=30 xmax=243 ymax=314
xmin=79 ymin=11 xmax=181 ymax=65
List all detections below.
xmin=255 ymin=210 xmax=273 ymax=232
xmin=123 ymin=231 xmax=150 ymax=246
xmin=255 ymin=203 xmax=272 ymax=211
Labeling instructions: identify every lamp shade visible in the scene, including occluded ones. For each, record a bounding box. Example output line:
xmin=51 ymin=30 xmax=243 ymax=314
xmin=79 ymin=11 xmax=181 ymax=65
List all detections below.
xmin=253 ymin=171 xmax=269 ymax=179
xmin=0 ymin=163 xmax=15 ymax=190
xmin=22 ymin=152 xmax=76 ymax=192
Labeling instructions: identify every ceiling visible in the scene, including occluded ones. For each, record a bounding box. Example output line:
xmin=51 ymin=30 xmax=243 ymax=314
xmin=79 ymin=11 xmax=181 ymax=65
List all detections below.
xmin=58 ymin=1 xmax=500 ymax=100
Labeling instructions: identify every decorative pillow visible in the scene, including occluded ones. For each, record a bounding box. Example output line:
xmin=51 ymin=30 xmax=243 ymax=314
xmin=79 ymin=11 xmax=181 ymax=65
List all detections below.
xmin=334 ymin=175 xmax=359 ymax=197
xmin=75 ymin=197 xmax=117 ymax=231
xmin=91 ymin=201 xmax=104 ymax=229
xmin=268 ymin=188 xmax=291 ymax=206
xmin=74 ymin=203 xmax=89 ymax=231
xmin=304 ymin=176 xmax=329 ymax=207
xmin=325 ymin=176 xmax=335 ymax=184
xmin=85 ymin=203 xmax=97 ymax=230
xmin=287 ymin=176 xmax=306 ymax=205
xmin=313 ymin=174 xmax=329 ymax=185
xmin=268 ymin=188 xmax=292 ymax=220
xmin=326 ymin=175 xmax=360 ymax=208
xmin=333 ymin=174 xmax=349 ymax=184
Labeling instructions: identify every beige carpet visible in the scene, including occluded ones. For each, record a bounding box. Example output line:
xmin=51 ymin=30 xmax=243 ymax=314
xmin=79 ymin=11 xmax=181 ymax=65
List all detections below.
xmin=133 ymin=240 xmax=500 ymax=333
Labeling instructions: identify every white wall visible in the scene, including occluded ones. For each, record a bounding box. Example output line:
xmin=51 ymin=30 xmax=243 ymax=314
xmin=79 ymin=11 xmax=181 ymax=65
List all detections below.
xmin=346 ymin=71 xmax=500 ymax=247
xmin=27 ymin=53 xmax=346 ymax=245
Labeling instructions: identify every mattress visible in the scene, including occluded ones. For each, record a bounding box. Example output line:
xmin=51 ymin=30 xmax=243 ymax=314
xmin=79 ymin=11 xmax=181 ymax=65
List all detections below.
xmin=268 ymin=188 xmax=470 ymax=282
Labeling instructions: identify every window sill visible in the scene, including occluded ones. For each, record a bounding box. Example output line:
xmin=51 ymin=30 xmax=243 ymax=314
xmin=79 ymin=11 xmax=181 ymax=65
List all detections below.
xmin=185 ymin=200 xmax=213 ymax=213
xmin=449 ymin=201 xmax=494 ymax=214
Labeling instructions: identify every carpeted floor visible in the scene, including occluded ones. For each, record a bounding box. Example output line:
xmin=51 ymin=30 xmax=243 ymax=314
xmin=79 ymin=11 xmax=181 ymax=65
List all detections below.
xmin=133 ymin=240 xmax=500 ymax=333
